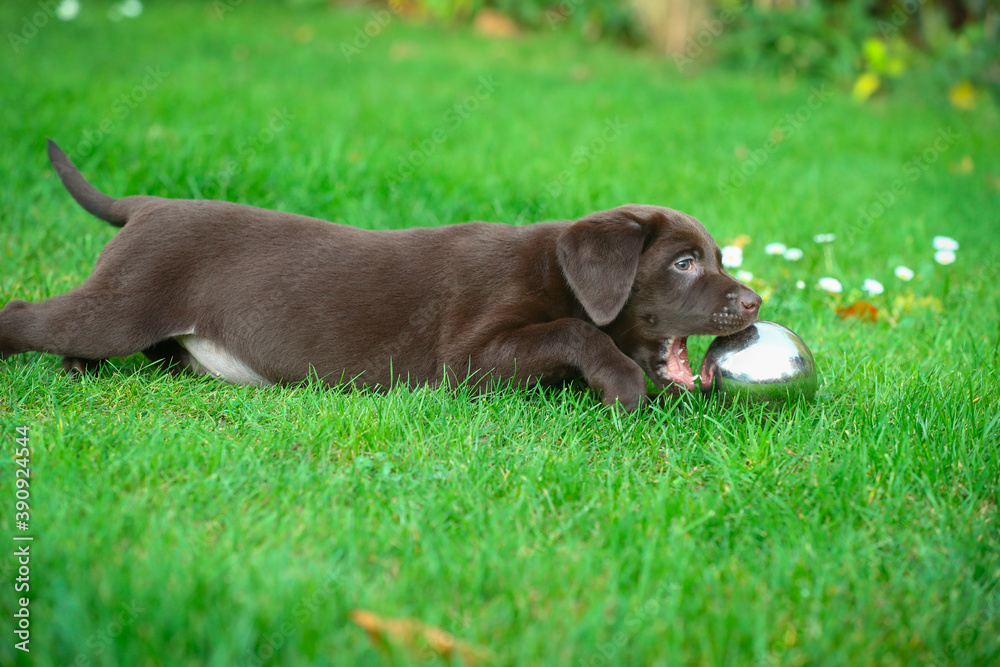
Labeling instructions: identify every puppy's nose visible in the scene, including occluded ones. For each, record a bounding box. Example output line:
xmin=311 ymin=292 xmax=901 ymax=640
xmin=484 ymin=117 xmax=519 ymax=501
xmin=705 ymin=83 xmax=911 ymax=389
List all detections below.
xmin=741 ymin=293 xmax=762 ymax=313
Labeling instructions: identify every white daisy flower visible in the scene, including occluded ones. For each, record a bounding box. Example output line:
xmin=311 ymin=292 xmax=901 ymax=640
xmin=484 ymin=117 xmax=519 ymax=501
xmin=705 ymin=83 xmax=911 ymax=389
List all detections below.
xmin=863 ymin=279 xmax=884 ymax=296
xmin=894 ymin=266 xmax=914 ymax=281
xmin=932 ymin=236 xmax=959 ymax=252
xmin=736 ymin=270 xmax=754 ymax=282
xmin=783 ymin=247 xmax=804 ymax=261
xmin=818 ymin=277 xmax=843 ymax=293
xmin=813 ymin=233 xmax=836 ymax=244
xmin=721 ymin=245 xmax=743 ymax=268
xmin=934 ymin=250 xmax=956 ymax=265
xmin=796 ymin=280 xmax=806 ymax=289
xmin=56 ymin=0 xmax=80 ymax=20
xmin=765 ymin=242 xmax=787 ymax=256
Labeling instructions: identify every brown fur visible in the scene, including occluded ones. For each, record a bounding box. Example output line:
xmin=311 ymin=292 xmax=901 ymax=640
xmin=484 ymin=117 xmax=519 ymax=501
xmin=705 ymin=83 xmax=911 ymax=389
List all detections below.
xmin=0 ymin=140 xmax=761 ymax=410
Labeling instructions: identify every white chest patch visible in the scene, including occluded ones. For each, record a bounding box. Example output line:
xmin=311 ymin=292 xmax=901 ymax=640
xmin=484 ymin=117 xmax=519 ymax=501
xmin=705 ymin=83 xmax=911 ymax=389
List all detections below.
xmin=174 ymin=334 xmax=273 ymax=386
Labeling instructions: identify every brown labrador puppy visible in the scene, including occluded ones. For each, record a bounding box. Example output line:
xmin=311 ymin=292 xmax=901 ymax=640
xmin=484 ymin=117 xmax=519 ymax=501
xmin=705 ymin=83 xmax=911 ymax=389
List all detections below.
xmin=0 ymin=140 xmax=761 ymax=410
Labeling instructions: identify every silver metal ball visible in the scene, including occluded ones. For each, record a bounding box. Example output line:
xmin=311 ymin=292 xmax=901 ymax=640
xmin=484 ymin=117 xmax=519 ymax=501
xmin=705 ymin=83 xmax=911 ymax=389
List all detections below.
xmin=700 ymin=321 xmax=818 ymax=403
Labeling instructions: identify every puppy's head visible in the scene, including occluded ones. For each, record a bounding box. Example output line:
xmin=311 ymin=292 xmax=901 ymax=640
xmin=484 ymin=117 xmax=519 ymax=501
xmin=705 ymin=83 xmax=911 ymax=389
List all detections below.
xmin=557 ymin=204 xmax=761 ymax=391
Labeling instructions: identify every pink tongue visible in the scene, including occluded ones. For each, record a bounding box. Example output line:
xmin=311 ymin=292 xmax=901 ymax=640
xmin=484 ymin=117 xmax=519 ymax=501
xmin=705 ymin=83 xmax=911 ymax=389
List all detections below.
xmin=664 ymin=337 xmax=696 ymax=391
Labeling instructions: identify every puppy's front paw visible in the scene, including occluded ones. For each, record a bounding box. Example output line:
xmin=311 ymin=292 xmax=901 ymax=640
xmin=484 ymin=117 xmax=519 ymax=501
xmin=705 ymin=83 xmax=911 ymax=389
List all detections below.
xmin=593 ymin=360 xmax=647 ymax=412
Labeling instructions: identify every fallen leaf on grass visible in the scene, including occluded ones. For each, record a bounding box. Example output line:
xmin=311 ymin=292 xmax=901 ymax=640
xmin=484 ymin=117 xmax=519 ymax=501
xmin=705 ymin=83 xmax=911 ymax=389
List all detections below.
xmin=837 ymin=300 xmax=878 ymax=322
xmin=474 ymin=8 xmax=520 ymax=38
xmin=350 ymin=609 xmax=492 ymax=665
xmin=727 ymin=234 xmax=752 ymax=250
xmin=387 ymin=0 xmax=420 ymax=16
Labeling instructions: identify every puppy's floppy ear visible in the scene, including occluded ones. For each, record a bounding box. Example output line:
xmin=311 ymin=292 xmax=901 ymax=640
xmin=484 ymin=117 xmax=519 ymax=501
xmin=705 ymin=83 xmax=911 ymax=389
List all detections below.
xmin=557 ymin=211 xmax=649 ymax=326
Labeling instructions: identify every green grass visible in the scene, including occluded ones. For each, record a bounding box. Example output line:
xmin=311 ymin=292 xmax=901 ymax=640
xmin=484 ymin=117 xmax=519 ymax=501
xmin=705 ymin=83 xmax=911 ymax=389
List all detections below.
xmin=1 ymin=1 xmax=999 ymax=665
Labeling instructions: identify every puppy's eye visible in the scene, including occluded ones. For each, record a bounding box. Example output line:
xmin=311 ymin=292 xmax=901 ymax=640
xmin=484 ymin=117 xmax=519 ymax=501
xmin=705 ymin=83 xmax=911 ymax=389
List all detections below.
xmin=674 ymin=258 xmax=695 ymax=271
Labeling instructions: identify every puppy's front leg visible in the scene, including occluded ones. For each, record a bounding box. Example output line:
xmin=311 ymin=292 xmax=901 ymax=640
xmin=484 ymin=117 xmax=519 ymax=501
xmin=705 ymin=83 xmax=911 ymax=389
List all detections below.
xmin=470 ymin=318 xmax=647 ymax=410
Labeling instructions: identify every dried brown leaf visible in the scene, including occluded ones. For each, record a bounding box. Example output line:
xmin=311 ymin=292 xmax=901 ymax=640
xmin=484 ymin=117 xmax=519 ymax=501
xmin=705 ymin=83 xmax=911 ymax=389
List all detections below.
xmin=350 ymin=609 xmax=491 ymax=665
xmin=837 ymin=300 xmax=878 ymax=322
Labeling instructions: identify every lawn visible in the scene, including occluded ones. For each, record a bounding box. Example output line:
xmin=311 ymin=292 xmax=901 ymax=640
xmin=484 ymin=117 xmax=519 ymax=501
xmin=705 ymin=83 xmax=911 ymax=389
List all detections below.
xmin=1 ymin=1 xmax=999 ymax=665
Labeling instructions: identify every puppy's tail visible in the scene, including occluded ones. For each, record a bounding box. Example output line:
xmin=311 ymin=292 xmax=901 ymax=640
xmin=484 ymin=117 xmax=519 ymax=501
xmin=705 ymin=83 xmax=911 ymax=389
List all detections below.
xmin=47 ymin=139 xmax=127 ymax=227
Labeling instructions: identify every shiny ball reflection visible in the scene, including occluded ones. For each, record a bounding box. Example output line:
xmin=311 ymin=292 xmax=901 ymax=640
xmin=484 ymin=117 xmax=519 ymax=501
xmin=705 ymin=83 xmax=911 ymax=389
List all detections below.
xmin=700 ymin=321 xmax=818 ymax=403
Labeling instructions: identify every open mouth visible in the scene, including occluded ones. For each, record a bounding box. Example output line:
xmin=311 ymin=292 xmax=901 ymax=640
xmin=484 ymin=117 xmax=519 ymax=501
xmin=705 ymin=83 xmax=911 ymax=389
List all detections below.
xmin=655 ymin=337 xmax=696 ymax=391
